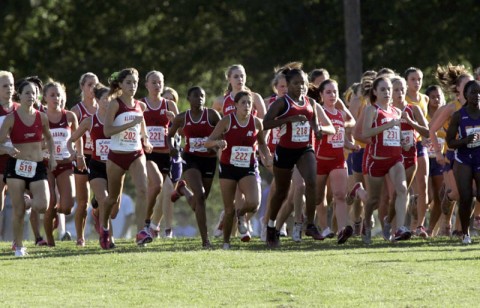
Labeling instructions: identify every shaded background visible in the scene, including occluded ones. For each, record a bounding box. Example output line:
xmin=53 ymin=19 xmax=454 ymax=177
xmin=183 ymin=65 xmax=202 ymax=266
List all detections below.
xmin=1 ymin=0 xmax=479 ymax=236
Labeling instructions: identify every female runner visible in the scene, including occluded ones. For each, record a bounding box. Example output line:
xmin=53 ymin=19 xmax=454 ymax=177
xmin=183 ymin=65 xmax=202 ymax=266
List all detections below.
xmin=102 ymin=68 xmax=153 ymax=249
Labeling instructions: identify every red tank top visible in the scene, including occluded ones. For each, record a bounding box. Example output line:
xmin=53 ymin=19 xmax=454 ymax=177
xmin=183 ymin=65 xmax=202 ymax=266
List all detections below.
xmin=73 ymin=102 xmax=95 ymax=152
xmin=369 ymin=104 xmax=402 ymax=157
xmin=10 ymin=110 xmax=43 ymax=144
xmin=142 ymin=97 xmax=170 ymax=151
xmin=266 ymin=95 xmax=281 ymax=153
xmin=316 ymin=107 xmax=345 ymax=158
xmin=220 ymin=113 xmax=257 ymax=167
xmin=90 ymin=113 xmax=110 ymax=161
xmin=277 ymin=95 xmax=314 ymax=149
xmin=49 ymin=110 xmax=72 ymax=160
xmin=110 ymin=98 xmax=143 ymax=152
xmin=222 ymin=93 xmax=258 ymax=117
xmin=400 ymin=104 xmax=417 ymax=158
xmin=183 ymin=109 xmax=215 ymax=157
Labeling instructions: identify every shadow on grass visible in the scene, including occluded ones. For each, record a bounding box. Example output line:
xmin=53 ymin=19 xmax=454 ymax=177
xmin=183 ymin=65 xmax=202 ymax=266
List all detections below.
xmin=1 ymin=235 xmax=479 ymax=260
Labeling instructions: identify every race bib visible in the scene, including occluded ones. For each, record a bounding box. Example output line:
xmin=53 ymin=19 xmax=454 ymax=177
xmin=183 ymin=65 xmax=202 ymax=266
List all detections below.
xmin=291 ymin=121 xmax=310 ymax=143
xmin=96 ymin=139 xmax=111 ymax=161
xmin=230 ymin=146 xmax=253 ymax=168
xmin=147 ymin=126 xmax=165 ymax=148
xmin=427 ymin=138 xmax=444 ymax=158
xmin=189 ymin=137 xmax=208 ymax=153
xmin=327 ymin=127 xmax=345 ymax=148
xmin=383 ymin=126 xmax=400 ymax=146
xmin=401 ymin=130 xmax=414 ymax=147
xmin=270 ymin=127 xmax=281 ymax=145
xmin=466 ymin=127 xmax=480 ymax=148
xmin=15 ymin=160 xmax=37 ymax=178
xmin=85 ymin=131 xmax=93 ymax=150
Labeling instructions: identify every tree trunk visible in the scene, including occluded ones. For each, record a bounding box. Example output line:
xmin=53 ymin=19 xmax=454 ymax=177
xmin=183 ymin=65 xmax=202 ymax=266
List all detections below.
xmin=344 ymin=0 xmax=362 ymax=86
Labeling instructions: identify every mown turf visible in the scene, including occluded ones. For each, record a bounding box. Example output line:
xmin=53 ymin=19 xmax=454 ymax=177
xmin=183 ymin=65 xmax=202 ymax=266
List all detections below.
xmin=1 ymin=236 xmax=479 ymax=307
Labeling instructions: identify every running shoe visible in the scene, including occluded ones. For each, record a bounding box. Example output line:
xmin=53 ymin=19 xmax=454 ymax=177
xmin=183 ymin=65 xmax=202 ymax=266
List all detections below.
xmin=100 ymin=230 xmax=110 ymax=249
xmin=473 ymin=216 xmax=480 ymax=230
xmin=393 ymin=226 xmax=412 ymax=242
xmin=416 ymin=226 xmax=428 ymax=239
xmin=35 ymin=237 xmax=48 ymax=246
xmin=15 ymin=247 xmax=27 ymax=257
xmin=305 ymin=224 xmax=325 ymax=240
xmin=202 ymin=240 xmax=212 ymax=249
xmin=346 ymin=182 xmax=363 ymax=205
xmin=222 ymin=242 xmax=231 ymax=250
xmin=382 ymin=217 xmax=392 ymax=241
xmin=452 ymin=230 xmax=463 ymax=238
xmin=279 ymin=223 xmax=288 ymax=237
xmin=164 ymin=228 xmax=173 ymax=239
xmin=61 ymin=231 xmax=72 ymax=241
xmin=321 ymin=227 xmax=335 ymax=239
xmin=337 ymin=225 xmax=354 ymax=244
xmin=136 ymin=228 xmax=153 ymax=245
xmin=213 ymin=211 xmax=224 ymax=237
xmin=76 ymin=238 xmax=85 ymax=247
xmin=237 ymin=214 xmax=248 ymax=235
xmin=362 ymin=226 xmax=372 ymax=245
xmin=170 ymin=180 xmax=186 ymax=202
xmin=149 ymin=226 xmax=160 ymax=239
xmin=292 ymin=222 xmax=303 ymax=243
xmin=109 ymin=242 xmax=116 ymax=249
xmin=462 ymin=234 xmax=472 ymax=245
xmin=239 ymin=230 xmax=251 ymax=242
xmin=266 ymin=226 xmax=280 ymax=248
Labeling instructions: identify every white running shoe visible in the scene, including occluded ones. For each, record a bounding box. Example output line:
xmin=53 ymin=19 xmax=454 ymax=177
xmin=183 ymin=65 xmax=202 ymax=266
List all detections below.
xmin=321 ymin=227 xmax=335 ymax=239
xmin=279 ymin=223 xmax=288 ymax=237
xmin=462 ymin=234 xmax=472 ymax=245
xmin=237 ymin=215 xmax=248 ymax=235
xmin=222 ymin=242 xmax=231 ymax=250
xmin=15 ymin=247 xmax=27 ymax=257
xmin=292 ymin=222 xmax=303 ymax=242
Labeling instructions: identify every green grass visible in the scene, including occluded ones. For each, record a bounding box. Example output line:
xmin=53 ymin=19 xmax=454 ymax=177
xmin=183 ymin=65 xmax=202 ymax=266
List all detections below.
xmin=1 ymin=236 xmax=479 ymax=307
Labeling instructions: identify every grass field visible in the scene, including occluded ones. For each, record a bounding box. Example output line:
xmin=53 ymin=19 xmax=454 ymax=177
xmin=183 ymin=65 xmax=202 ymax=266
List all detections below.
xmin=1 ymin=235 xmax=479 ymax=307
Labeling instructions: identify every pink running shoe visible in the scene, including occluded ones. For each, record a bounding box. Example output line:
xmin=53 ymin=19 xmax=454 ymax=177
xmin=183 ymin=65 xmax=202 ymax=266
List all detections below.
xmin=346 ymin=182 xmax=363 ymax=205
xmin=305 ymin=224 xmax=325 ymax=241
xmin=171 ymin=180 xmax=186 ymax=202
xmin=35 ymin=237 xmax=48 ymax=246
xmin=136 ymin=229 xmax=153 ymax=245
xmin=99 ymin=230 xmax=110 ymax=249
xmin=77 ymin=238 xmax=86 ymax=247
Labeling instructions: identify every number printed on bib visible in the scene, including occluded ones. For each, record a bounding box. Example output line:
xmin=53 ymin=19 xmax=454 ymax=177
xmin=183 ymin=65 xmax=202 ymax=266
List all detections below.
xmin=291 ymin=121 xmax=310 ymax=142
xmin=230 ymin=146 xmax=253 ymax=168
xmin=327 ymin=127 xmax=345 ymax=148
xmin=401 ymin=130 xmax=414 ymax=147
xmin=427 ymin=138 xmax=444 ymax=158
xmin=85 ymin=131 xmax=93 ymax=150
xmin=383 ymin=126 xmax=400 ymax=146
xmin=466 ymin=127 xmax=480 ymax=148
xmin=15 ymin=160 xmax=37 ymax=178
xmin=147 ymin=126 xmax=165 ymax=147
xmin=96 ymin=139 xmax=111 ymax=160
xmin=189 ymin=137 xmax=208 ymax=152
xmin=270 ymin=127 xmax=281 ymax=145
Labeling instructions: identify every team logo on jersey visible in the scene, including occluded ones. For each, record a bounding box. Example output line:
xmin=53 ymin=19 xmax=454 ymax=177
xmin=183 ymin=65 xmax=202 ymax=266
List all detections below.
xmin=160 ymin=110 xmax=165 ymax=115
xmin=24 ymin=133 xmax=36 ymax=139
xmin=94 ymin=123 xmax=100 ymax=127
xmin=186 ymin=122 xmax=192 ymax=126
xmin=200 ymin=121 xmax=206 ymax=124
xmin=247 ymin=131 xmax=253 ymax=136
xmin=232 ymin=125 xmax=238 ymax=129
xmin=59 ymin=122 xmax=66 ymax=126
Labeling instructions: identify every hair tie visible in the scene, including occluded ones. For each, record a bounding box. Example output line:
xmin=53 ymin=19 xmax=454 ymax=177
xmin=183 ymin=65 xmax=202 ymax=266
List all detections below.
xmin=109 ymin=71 xmax=119 ymax=83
